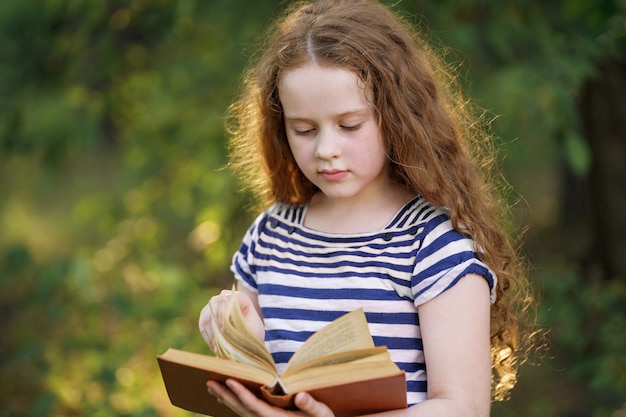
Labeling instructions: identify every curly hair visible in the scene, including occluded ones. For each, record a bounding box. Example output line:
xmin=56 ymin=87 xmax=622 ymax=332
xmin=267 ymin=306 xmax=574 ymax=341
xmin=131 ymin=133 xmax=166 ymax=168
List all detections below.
xmin=226 ymin=0 xmax=538 ymax=401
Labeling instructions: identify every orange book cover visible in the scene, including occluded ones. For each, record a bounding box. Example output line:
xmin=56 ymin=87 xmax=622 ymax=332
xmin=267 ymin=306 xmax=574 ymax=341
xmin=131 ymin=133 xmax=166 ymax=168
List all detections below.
xmin=157 ymin=348 xmax=407 ymax=417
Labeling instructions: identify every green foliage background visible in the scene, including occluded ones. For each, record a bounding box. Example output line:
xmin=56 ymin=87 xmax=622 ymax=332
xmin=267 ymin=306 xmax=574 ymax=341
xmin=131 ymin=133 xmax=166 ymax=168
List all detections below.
xmin=1 ymin=0 xmax=624 ymax=416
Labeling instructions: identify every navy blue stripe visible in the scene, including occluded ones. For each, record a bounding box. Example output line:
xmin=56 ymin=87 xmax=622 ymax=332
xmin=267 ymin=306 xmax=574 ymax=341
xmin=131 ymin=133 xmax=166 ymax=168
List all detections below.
xmin=414 ymin=205 xmax=437 ymax=223
xmin=459 ymin=263 xmax=495 ymax=287
xmin=413 ymin=250 xmax=476 ymax=289
xmin=386 ymin=196 xmax=423 ymax=227
xmin=395 ymin=202 xmax=437 ymax=228
xmin=257 ymin=237 xmax=420 ymax=261
xmin=261 ymin=308 xmax=418 ymax=325
xmin=257 ymin=255 xmax=415 ymax=274
xmin=232 ymin=262 xmax=257 ymax=289
xmin=262 ymin=308 xmax=349 ymax=322
xmin=258 ymin=284 xmax=406 ymax=301
xmin=365 ymin=311 xmax=418 ymax=325
xmin=266 ymin=329 xmax=314 ymax=343
xmin=407 ymin=380 xmax=428 ymax=392
xmin=373 ymin=336 xmax=422 ymax=351
xmin=413 ymin=258 xmax=494 ymax=301
xmin=272 ymin=351 xmax=294 ymax=364
xmin=416 ymin=229 xmax=466 ymax=260
xmin=397 ymin=362 xmax=426 ymax=373
xmin=265 ymin=225 xmax=424 ymax=248
xmin=258 ymin=284 xmax=398 ymax=302
xmin=239 ymin=241 xmax=250 ymax=255
xmin=261 ymin=227 xmax=422 ymax=250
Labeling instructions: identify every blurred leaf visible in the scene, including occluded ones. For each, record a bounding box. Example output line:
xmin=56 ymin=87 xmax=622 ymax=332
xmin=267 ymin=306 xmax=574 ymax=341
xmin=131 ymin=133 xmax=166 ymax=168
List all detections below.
xmin=563 ymin=133 xmax=592 ymax=176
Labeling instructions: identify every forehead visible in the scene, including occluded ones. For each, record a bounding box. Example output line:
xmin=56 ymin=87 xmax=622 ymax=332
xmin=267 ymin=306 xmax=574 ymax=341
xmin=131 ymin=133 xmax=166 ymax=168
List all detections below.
xmin=278 ymin=64 xmax=371 ymax=116
xmin=279 ymin=63 xmax=363 ymax=89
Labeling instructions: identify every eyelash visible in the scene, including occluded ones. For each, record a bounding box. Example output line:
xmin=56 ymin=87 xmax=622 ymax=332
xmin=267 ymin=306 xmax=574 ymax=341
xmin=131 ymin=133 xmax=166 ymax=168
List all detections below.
xmin=294 ymin=124 xmax=361 ymax=136
xmin=295 ymin=129 xmax=314 ymax=136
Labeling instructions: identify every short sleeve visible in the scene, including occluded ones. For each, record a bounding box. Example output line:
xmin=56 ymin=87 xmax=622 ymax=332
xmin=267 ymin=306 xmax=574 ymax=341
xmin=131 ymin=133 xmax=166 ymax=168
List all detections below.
xmin=411 ymin=215 xmax=497 ymax=306
xmin=230 ymin=210 xmax=270 ymax=293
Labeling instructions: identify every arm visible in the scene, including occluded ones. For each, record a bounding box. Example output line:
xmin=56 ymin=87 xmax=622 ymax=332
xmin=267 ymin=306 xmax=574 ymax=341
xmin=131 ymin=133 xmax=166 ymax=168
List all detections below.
xmin=384 ymin=273 xmax=492 ymax=417
xmin=419 ymin=273 xmax=492 ymax=416
xmin=354 ymin=273 xmax=491 ymax=417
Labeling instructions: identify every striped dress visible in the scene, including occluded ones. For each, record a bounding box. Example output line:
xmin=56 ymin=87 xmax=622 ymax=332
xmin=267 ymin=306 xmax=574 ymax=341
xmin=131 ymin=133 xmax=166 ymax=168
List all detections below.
xmin=231 ymin=195 xmax=496 ymax=406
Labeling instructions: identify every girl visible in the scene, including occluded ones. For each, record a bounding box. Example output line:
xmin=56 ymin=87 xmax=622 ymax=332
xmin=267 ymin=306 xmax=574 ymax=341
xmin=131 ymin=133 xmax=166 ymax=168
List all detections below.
xmin=199 ymin=0 xmax=536 ymax=416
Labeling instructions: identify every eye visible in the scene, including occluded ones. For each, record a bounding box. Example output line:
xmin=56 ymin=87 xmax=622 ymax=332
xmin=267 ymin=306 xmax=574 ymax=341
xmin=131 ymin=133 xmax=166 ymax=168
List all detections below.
xmin=294 ymin=128 xmax=315 ymax=136
xmin=341 ymin=124 xmax=361 ymax=132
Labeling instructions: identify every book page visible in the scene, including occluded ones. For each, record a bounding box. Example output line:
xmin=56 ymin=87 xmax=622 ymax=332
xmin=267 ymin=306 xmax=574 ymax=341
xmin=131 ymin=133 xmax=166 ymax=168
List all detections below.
xmin=283 ymin=346 xmax=389 ymax=376
xmin=284 ymin=309 xmax=375 ymax=373
xmin=213 ymin=288 xmax=277 ymax=376
xmin=282 ymin=350 xmax=403 ymax=393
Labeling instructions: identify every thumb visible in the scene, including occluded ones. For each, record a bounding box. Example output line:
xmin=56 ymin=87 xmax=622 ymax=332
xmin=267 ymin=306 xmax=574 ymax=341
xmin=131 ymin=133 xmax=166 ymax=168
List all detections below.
xmin=294 ymin=392 xmax=334 ymax=417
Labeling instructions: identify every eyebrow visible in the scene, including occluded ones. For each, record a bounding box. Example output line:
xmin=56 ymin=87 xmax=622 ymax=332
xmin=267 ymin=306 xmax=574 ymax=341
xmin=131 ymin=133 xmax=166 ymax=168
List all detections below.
xmin=283 ymin=108 xmax=370 ymax=121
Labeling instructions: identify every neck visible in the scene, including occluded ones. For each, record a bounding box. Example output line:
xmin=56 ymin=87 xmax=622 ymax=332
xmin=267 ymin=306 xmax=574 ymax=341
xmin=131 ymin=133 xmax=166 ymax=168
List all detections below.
xmin=304 ymin=185 xmax=414 ymax=233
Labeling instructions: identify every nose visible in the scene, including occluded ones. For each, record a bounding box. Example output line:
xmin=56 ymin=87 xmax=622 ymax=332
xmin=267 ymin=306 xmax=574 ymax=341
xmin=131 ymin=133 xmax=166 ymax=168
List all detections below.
xmin=315 ymin=129 xmax=341 ymax=160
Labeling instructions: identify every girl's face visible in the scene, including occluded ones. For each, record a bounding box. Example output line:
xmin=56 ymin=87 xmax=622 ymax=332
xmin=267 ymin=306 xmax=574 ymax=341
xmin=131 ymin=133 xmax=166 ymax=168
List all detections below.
xmin=278 ymin=64 xmax=391 ymax=204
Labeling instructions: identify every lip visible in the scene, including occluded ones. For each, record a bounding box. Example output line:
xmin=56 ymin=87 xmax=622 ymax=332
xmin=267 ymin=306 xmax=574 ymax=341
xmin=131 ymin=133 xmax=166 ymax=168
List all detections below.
xmin=319 ymin=169 xmax=349 ymax=181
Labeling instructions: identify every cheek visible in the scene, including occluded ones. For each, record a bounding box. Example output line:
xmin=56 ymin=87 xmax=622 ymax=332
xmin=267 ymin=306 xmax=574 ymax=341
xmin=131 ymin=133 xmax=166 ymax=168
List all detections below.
xmin=364 ymin=147 xmax=389 ymax=174
xmin=356 ymin=133 xmax=386 ymax=165
xmin=287 ymin=138 xmax=314 ymax=166
xmin=365 ymin=151 xmax=388 ymax=172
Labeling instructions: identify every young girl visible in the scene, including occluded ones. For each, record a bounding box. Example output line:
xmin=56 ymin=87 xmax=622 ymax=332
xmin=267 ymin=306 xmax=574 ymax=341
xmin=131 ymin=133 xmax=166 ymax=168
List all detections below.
xmin=199 ymin=0 xmax=536 ymax=416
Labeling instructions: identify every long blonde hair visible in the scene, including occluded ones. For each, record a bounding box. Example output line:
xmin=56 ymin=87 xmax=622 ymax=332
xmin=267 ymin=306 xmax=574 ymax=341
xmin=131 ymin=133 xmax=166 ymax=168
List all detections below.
xmin=226 ymin=0 xmax=537 ymax=401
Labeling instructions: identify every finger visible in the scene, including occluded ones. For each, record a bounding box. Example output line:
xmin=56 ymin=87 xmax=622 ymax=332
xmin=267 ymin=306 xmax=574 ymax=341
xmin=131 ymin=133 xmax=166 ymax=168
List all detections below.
xmin=294 ymin=392 xmax=334 ymax=417
xmin=199 ymin=303 xmax=215 ymax=349
xmin=199 ymin=302 xmax=212 ymax=331
xmin=211 ymin=292 xmax=232 ymax=327
xmin=207 ymin=380 xmax=248 ymax=416
xmin=200 ymin=295 xmax=228 ymax=352
xmin=225 ymin=379 xmax=288 ymax=417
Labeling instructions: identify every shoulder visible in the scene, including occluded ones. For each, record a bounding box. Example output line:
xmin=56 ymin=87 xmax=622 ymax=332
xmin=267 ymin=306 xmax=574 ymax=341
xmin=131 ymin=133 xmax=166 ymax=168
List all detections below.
xmin=247 ymin=203 xmax=306 ymax=233
xmin=267 ymin=203 xmax=306 ymax=225
xmin=394 ymin=197 xmax=476 ymax=256
xmin=389 ymin=196 xmax=450 ymax=231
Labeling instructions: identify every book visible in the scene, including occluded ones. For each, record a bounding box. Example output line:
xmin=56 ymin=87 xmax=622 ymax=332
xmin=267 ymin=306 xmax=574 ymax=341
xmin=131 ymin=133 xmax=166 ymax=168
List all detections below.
xmin=157 ymin=291 xmax=407 ymax=417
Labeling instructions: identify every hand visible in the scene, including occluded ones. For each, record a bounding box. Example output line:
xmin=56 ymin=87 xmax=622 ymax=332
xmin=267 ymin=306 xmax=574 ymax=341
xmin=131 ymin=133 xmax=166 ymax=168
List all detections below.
xmin=199 ymin=289 xmax=265 ymax=353
xmin=207 ymin=379 xmax=335 ymax=417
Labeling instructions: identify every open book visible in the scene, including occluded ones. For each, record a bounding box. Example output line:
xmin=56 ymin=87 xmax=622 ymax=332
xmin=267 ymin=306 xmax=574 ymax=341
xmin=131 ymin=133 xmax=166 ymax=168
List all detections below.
xmin=157 ymin=291 xmax=407 ymax=417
